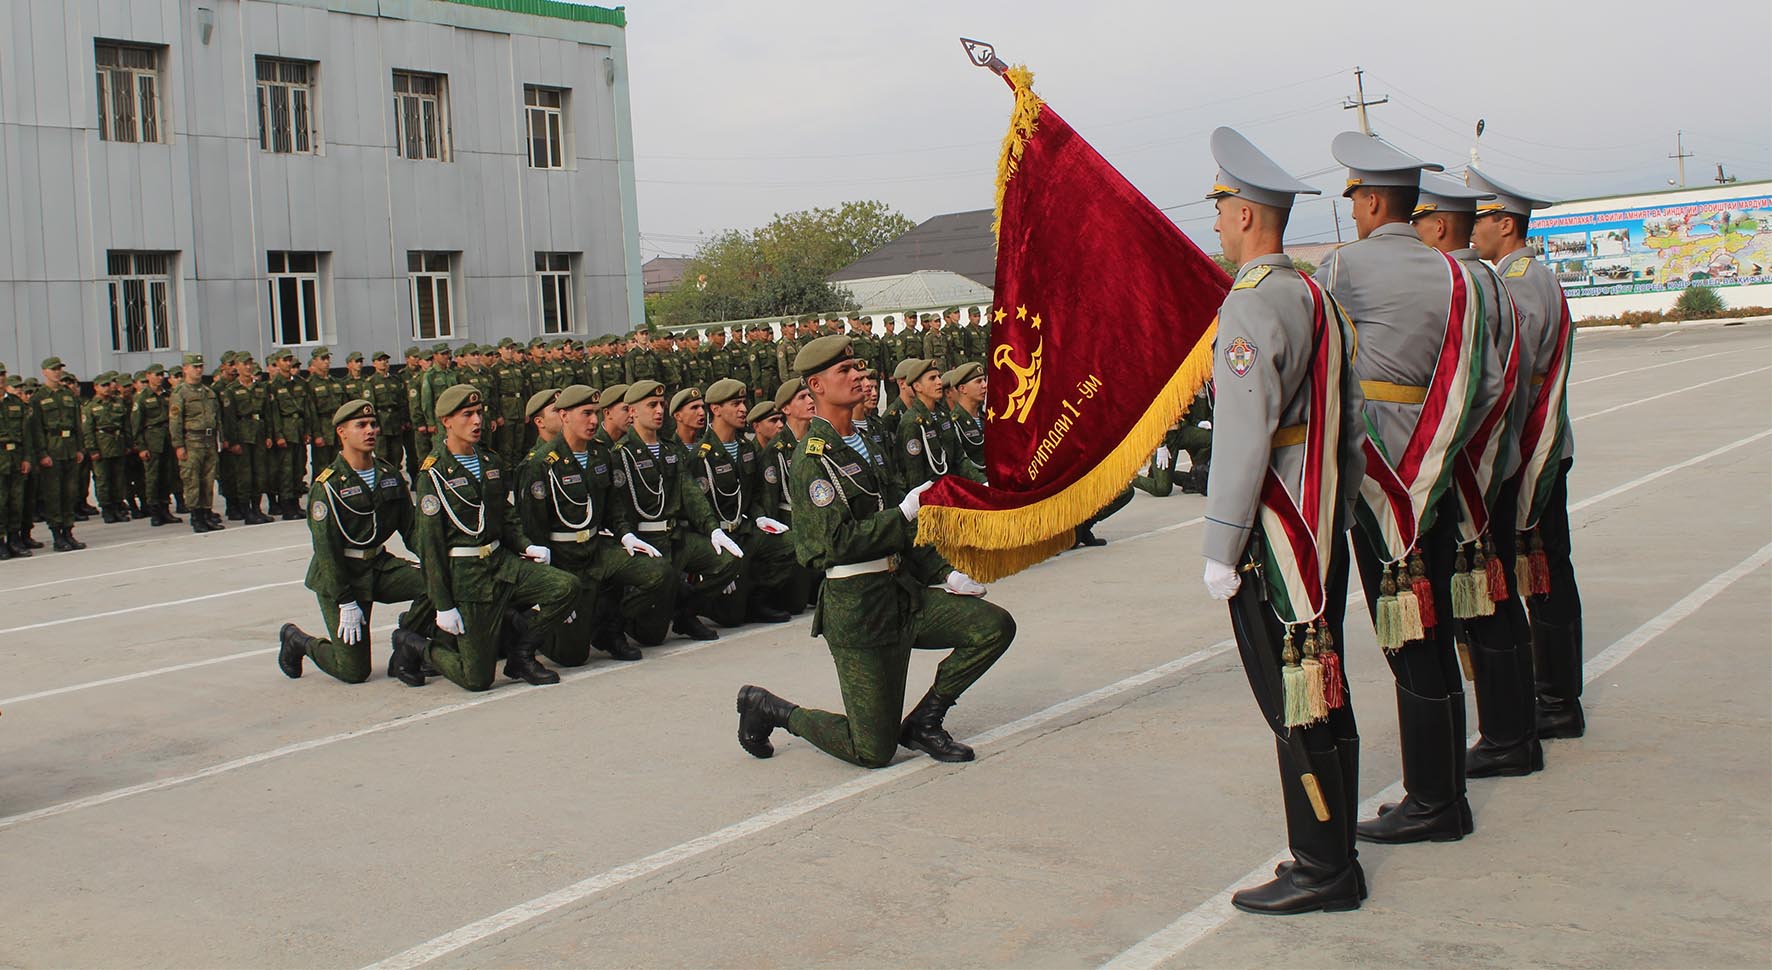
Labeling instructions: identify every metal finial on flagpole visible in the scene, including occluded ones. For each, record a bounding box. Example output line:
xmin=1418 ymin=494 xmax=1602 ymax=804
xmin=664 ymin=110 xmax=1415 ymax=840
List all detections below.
xmin=960 ymin=38 xmax=1008 ymax=76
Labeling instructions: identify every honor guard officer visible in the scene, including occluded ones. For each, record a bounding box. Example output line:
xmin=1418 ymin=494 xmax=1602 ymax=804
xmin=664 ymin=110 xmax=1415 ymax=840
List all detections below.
xmin=35 ymin=357 xmax=87 ymax=550
xmin=1468 ymin=166 xmax=1585 ymax=744
xmin=1201 ymin=128 xmax=1368 ymax=914
xmin=518 ymin=384 xmax=677 ymax=663
xmin=0 ymin=364 xmax=33 ymax=558
xmin=696 ymin=378 xmax=798 ymax=622
xmin=1317 ymin=132 xmax=1485 ymax=845
xmin=609 ymin=380 xmax=744 ymax=640
xmin=392 ymin=384 xmax=579 ymax=691
xmin=735 ymin=335 xmax=1010 ymax=768
xmin=169 ymin=353 xmax=226 ymax=533
xmin=279 ymin=401 xmax=436 ymax=686
xmin=1411 ymin=174 xmax=1542 ymax=777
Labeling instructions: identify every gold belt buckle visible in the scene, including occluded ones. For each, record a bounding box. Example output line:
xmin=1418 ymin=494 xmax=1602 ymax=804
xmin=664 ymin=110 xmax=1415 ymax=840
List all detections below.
xmin=477 ymin=544 xmax=494 ymax=559
xmin=574 ymin=530 xmax=590 ymax=542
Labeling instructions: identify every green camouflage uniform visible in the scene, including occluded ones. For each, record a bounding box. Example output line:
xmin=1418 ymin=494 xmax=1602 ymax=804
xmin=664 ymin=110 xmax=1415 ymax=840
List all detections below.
xmin=609 ymin=430 xmax=743 ymax=625
xmin=168 ymin=378 xmax=223 ymax=513
xmin=366 ymin=371 xmax=407 ymax=469
xmin=82 ymin=392 xmax=131 ymax=513
xmin=34 ymin=379 xmax=84 ymax=528
xmin=266 ymin=373 xmax=307 ymax=507
xmin=129 ymin=383 xmax=175 ymax=510
xmin=223 ymin=379 xmax=270 ymax=509
xmin=0 ymin=389 xmax=35 ymax=539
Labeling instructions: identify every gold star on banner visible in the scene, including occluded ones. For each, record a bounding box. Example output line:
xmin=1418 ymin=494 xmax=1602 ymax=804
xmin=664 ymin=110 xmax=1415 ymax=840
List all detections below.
xmin=986 ymin=406 xmax=996 ymax=421
xmin=1016 ymin=305 xmax=1028 ymax=320
xmin=993 ymin=307 xmax=1007 ymax=323
xmin=1031 ymin=313 xmax=1042 ymax=329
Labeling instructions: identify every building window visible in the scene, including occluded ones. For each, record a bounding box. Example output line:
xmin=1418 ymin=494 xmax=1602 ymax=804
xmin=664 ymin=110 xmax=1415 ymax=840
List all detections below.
xmin=393 ymin=71 xmax=450 ymax=161
xmin=95 ymin=42 xmax=163 ymax=144
xmin=106 ymin=252 xmax=176 ymax=352
xmin=524 ymin=85 xmax=567 ymax=169
xmin=256 ymin=58 xmax=318 ymax=154
xmin=536 ymin=253 xmax=577 ymax=334
xmin=267 ymin=252 xmax=324 ymax=346
xmin=408 ymin=252 xmax=456 ymax=339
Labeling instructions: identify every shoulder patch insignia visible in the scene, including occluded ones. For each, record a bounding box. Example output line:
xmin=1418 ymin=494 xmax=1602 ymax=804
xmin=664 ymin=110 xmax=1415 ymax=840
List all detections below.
xmin=1225 ymin=335 xmax=1259 ymax=378
xmin=804 ymin=438 xmax=825 ymax=456
xmin=906 ymin=437 xmax=923 ymax=456
xmin=530 ymin=480 xmax=546 ymax=500
xmin=310 ymin=501 xmax=329 ymax=522
xmin=1505 ymin=259 xmax=1529 ymax=278
xmin=613 ymin=469 xmax=626 ymax=488
xmin=419 ymin=494 xmax=440 ymax=516
xmin=808 ymin=478 xmax=836 ymax=508
xmin=316 ymin=468 xmax=333 ymax=483
xmin=1231 ymin=264 xmax=1273 ymax=290
xmin=420 ymin=455 xmax=437 ymax=471
xmin=763 ymin=465 xmax=778 ymax=485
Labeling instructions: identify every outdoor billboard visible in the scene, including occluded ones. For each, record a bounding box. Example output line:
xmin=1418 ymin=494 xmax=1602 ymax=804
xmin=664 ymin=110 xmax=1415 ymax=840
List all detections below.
xmin=1528 ymin=187 xmax=1772 ymax=296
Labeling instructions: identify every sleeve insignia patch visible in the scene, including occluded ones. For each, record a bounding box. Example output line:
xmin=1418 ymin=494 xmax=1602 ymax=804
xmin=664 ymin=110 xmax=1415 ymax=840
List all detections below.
xmin=1231 ymin=264 xmax=1273 ymax=290
xmin=420 ymin=494 xmax=441 ymax=516
xmin=905 ymin=437 xmax=923 ymax=456
xmin=808 ymin=478 xmax=836 ymax=508
xmin=310 ymin=501 xmax=329 ymax=522
xmin=530 ymin=481 xmax=547 ymax=500
xmin=1225 ymin=335 xmax=1258 ymax=378
xmin=613 ymin=470 xmax=626 ymax=487
xmin=763 ymin=465 xmax=778 ymax=484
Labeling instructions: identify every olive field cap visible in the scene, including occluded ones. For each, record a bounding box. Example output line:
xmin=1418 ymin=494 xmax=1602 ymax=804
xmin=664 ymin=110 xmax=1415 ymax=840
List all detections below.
xmin=1331 ymin=130 xmax=1442 ymax=197
xmin=183 ymin=353 xmax=204 ymax=366
xmin=669 ymin=386 xmax=703 ymax=414
xmin=143 ymin=363 xmax=165 ymax=375
xmin=944 ymin=361 xmax=985 ymax=386
xmin=433 ymin=384 xmax=483 ymax=419
xmin=333 ymin=400 xmax=376 ymax=426
xmin=405 ymin=346 xmax=422 ymax=357
xmin=624 ymin=380 xmax=665 ymax=405
xmin=600 ymin=382 xmax=630 ymax=407
xmin=1205 ymin=126 xmax=1322 ymax=210
xmin=793 ymin=335 xmax=855 ymax=378
xmin=772 ymin=378 xmax=806 ymax=409
xmin=1413 ymin=172 xmax=1496 ymax=217
xmin=525 ymin=387 xmax=561 ymax=420
xmin=1465 ymin=166 xmax=1555 ymax=218
xmin=41 ymin=356 xmax=65 ymax=370
xmin=704 ymin=378 xmax=747 ymax=406
xmin=747 ymin=401 xmax=778 ymax=424
xmin=373 ymin=350 xmax=392 ymax=361
xmin=347 ymin=351 xmax=364 ymax=363
xmin=554 ymin=384 xmax=598 ymax=412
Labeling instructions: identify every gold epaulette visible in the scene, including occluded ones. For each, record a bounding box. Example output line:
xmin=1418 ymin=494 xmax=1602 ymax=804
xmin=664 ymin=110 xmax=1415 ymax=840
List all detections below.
xmin=544 ymin=452 xmax=558 ymax=464
xmin=1232 ymin=264 xmax=1273 ymax=291
xmin=805 ymin=437 xmax=825 ymax=456
xmin=316 ymin=467 xmax=333 ymax=483
xmin=420 ymin=455 xmax=437 ymax=471
xmin=1504 ymin=259 xmax=1529 ymax=278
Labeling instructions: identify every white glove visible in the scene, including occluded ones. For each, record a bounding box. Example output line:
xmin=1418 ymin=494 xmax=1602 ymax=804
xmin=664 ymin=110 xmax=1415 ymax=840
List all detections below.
xmin=435 ymin=607 xmax=465 ymax=636
xmin=942 ymin=570 xmax=987 ymax=596
xmin=1204 ymin=558 xmax=1241 ymax=601
xmin=756 ymin=516 xmax=790 ymax=535
xmin=523 ymin=544 xmax=552 ymax=565
xmin=1154 ymin=446 xmax=1172 ymax=468
xmin=898 ymin=481 xmax=935 ymax=522
xmin=336 ymin=602 xmax=365 ymax=645
xmin=710 ymin=527 xmax=745 ymax=558
xmin=1198 ymin=420 xmax=1213 ymax=431
xmin=621 ymin=532 xmax=663 ymax=558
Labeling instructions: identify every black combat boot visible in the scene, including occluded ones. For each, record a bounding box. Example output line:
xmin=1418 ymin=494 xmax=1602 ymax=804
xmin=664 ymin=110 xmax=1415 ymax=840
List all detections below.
xmin=899 ymin=688 xmax=975 ymax=762
xmin=20 ymin=528 xmax=43 ymax=549
xmin=243 ymin=501 xmax=273 ymax=525
xmin=203 ymin=509 xmax=225 ymax=530
xmin=129 ymin=500 xmax=150 ymax=520
xmin=100 ymin=504 xmax=122 ymax=524
xmin=225 ymin=500 xmax=243 ymax=521
xmin=736 ymin=685 xmax=798 ymax=759
xmin=388 ymin=630 xmax=430 ymax=687
xmin=593 ymin=627 xmax=642 ymax=661
xmin=50 ymin=527 xmax=74 ymax=552
xmin=1357 ymin=686 xmax=1468 ymax=844
xmin=191 ymin=511 xmax=214 ymax=533
xmin=277 ymin=622 xmax=314 ymax=678
xmin=77 ymin=499 xmax=99 ymax=517
xmin=8 ymin=532 xmax=33 ymax=557
xmin=502 ymin=609 xmax=560 ymax=686
xmin=673 ymin=612 xmax=720 ymax=641
xmin=1237 ymin=742 xmax=1362 ymax=914
xmin=280 ymin=498 xmax=304 ymax=522
xmin=746 ymin=602 xmax=791 ymax=624
xmin=149 ymin=504 xmax=172 ymax=527
xmin=1071 ymin=524 xmax=1107 ymax=548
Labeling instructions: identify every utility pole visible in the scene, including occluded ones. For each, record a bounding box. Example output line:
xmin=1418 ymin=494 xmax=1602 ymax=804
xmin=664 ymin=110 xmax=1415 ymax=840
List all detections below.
xmin=1714 ymin=163 xmax=1737 ymax=185
xmin=1668 ymin=130 xmax=1693 ymax=188
xmin=1331 ymin=199 xmax=1343 ymax=244
xmin=1342 ymin=66 xmax=1389 ymax=135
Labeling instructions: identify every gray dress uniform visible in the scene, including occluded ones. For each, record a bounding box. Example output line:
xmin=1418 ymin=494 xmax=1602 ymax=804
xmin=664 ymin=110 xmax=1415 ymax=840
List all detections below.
xmin=1468 ymin=166 xmax=1585 ymax=743
xmin=1201 ymin=127 xmax=1366 ymax=917
xmin=1315 ymin=131 xmax=1473 ymax=846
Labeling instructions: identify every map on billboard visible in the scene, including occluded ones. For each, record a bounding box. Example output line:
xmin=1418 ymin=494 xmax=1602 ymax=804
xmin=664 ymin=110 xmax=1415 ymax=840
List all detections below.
xmin=1527 ymin=194 xmax=1772 ymax=294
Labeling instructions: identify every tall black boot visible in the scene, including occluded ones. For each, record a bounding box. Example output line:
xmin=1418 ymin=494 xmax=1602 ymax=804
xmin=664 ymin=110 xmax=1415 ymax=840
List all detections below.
xmin=278 ymin=623 xmax=315 ymax=678
xmin=898 ymin=688 xmax=974 ymax=762
xmin=388 ymin=630 xmax=429 ymax=687
xmin=8 ymin=532 xmax=33 ymax=557
xmin=161 ymin=502 xmax=183 ymax=524
xmin=191 ymin=511 xmax=214 ymax=533
xmin=502 ymin=609 xmax=560 ymax=686
xmin=1468 ymin=636 xmax=1542 ymax=777
xmin=673 ymin=611 xmax=719 ymax=641
xmin=736 ymin=685 xmax=799 ymax=759
xmin=19 ymin=528 xmax=42 ymax=549
xmin=1450 ymin=687 xmax=1473 ymax=835
xmin=149 ymin=504 xmax=172 ymax=527
xmin=1533 ymin=617 xmax=1585 ymax=739
xmin=1357 ymin=686 xmax=1466 ymax=844
xmin=1234 ymin=742 xmax=1362 ymax=915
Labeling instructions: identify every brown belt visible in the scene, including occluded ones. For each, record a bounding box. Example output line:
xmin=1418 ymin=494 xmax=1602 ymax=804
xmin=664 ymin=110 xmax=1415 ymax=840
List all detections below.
xmin=1359 ymin=380 xmax=1428 ymax=405
xmin=1271 ymin=425 xmax=1307 ymax=448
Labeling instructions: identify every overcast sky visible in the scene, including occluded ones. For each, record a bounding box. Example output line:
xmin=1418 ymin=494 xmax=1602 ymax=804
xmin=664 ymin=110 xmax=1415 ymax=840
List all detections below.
xmin=617 ymin=0 xmax=1772 ymax=258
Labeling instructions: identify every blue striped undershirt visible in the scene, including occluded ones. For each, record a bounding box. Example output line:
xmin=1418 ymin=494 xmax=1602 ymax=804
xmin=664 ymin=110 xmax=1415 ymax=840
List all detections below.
xmin=455 ymin=451 xmax=483 ymax=480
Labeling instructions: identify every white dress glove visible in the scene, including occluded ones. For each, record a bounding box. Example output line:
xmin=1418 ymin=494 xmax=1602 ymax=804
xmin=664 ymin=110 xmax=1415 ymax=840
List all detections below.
xmin=898 ymin=481 xmax=935 ymax=522
xmin=336 ymin=602 xmax=365 ymax=645
xmin=523 ymin=544 xmax=552 ymax=565
xmin=1198 ymin=420 xmax=1213 ymax=431
xmin=710 ymin=527 xmax=745 ymax=558
xmin=621 ymin=532 xmax=663 ymax=558
xmin=942 ymin=570 xmax=987 ymax=596
xmin=1154 ymin=446 xmax=1172 ymax=469
xmin=1204 ymin=558 xmax=1241 ymax=601
xmin=435 ymin=608 xmax=466 ymax=636
xmin=755 ymin=516 xmax=790 ymax=535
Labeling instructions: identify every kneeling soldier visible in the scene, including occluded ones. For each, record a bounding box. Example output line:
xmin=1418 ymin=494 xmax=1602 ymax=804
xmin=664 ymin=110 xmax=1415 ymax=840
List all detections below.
xmin=279 ymin=400 xmax=436 ymax=685
xmin=695 ymin=377 xmax=796 ymax=623
xmin=391 ymin=385 xmax=579 ymax=691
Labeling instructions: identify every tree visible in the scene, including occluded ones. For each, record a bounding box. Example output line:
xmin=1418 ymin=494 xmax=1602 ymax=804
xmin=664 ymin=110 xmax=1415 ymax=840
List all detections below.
xmin=650 ymin=201 xmax=916 ymax=326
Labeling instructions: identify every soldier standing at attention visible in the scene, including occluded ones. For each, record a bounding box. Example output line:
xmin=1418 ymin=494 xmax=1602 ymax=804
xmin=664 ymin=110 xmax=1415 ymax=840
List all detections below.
xmin=215 ymin=354 xmax=242 ymax=519
xmin=168 ymin=353 xmax=226 ymax=533
xmin=0 ymin=365 xmax=33 ymax=559
xmin=35 ymin=357 xmax=87 ymax=550
xmin=1198 ymin=128 xmax=1367 ymax=914
xmin=83 ymin=373 xmax=131 ymax=525
xmin=1468 ymin=167 xmax=1585 ymax=745
xmin=223 ymin=364 xmax=274 ymax=525
xmin=624 ymin=325 xmax=661 ymax=386
xmin=493 ymin=342 xmax=529 ymax=468
xmin=734 ymin=335 xmax=1010 ymax=767
xmin=402 ymin=347 xmax=427 ymax=479
xmin=419 ymin=344 xmax=460 ymax=455
xmin=11 ymin=376 xmax=47 ymax=553
xmin=1317 ymin=133 xmax=1484 ymax=845
xmin=341 ymin=352 xmax=369 ymax=404
xmin=267 ymin=351 xmax=309 ymax=520
xmin=129 ymin=363 xmax=180 ymax=526
xmin=390 ymin=384 xmax=578 ymax=691
xmin=279 ymin=400 xmax=436 ymax=686
xmin=306 ymin=349 xmax=344 ymax=476
xmin=367 ymin=352 xmax=406 ymax=471
xmin=944 ymin=362 xmax=988 ymax=479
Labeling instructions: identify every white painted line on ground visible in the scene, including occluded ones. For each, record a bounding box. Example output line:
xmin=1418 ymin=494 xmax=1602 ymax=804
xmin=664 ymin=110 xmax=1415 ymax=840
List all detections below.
xmin=1098 ymin=541 xmax=1772 ymax=970
xmin=0 ymin=581 xmax=305 ymax=635
xmin=0 ymin=543 xmax=307 ymax=595
xmin=1572 ymin=366 xmax=1770 ymax=424
xmin=1567 ymin=349 xmax=1735 ymax=387
xmin=1568 ymin=429 xmax=1772 ymax=515
xmin=360 ymin=638 xmax=1241 ymax=970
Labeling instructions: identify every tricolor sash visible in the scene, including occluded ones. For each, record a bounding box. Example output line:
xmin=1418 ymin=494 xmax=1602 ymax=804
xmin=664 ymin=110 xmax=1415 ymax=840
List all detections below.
xmin=1353 ymin=251 xmax=1485 ymax=563
xmin=1255 ymin=274 xmax=1348 ymax=625
xmin=1452 ymin=261 xmax=1521 ymax=543
xmin=1514 ymin=291 xmax=1574 ymax=531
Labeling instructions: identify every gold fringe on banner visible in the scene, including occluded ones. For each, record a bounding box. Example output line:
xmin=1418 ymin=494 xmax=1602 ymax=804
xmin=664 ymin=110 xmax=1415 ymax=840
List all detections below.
xmin=991 ymin=65 xmax=1042 ymax=241
xmin=916 ymin=323 xmax=1217 ymax=582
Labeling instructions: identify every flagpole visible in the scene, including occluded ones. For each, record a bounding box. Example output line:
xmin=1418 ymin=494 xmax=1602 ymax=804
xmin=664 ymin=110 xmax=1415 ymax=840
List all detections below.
xmin=959 ymin=37 xmax=1012 ymax=87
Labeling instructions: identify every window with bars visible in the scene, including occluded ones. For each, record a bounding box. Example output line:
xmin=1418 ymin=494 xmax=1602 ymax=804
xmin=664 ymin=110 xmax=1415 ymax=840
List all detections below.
xmin=256 ymin=58 xmax=318 ymax=154
xmin=267 ymin=252 xmax=325 ymax=346
xmin=536 ymin=253 xmax=577 ymax=334
xmin=106 ymin=252 xmax=177 ymax=352
xmin=408 ymin=252 xmax=456 ymax=339
xmin=524 ymin=85 xmax=568 ymax=169
xmin=393 ymin=71 xmax=450 ymax=161
xmin=95 ymin=42 xmax=163 ymax=144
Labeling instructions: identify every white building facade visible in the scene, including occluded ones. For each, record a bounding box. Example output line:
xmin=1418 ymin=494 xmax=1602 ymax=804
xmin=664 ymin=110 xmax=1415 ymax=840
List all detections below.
xmin=1 ymin=0 xmax=643 ymax=377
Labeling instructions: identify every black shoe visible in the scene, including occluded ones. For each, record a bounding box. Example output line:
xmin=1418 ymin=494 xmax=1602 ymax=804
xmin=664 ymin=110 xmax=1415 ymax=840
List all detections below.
xmin=58 ymin=527 xmax=85 ymax=551
xmin=899 ymin=688 xmax=974 ymax=762
xmin=161 ymin=505 xmax=183 ymax=524
xmin=389 ymin=630 xmax=429 ymax=687
xmin=20 ymin=530 xmax=43 ymax=549
xmin=8 ymin=534 xmax=32 ymax=558
xmin=1357 ymin=795 xmax=1467 ymax=844
xmin=746 ymin=603 xmax=792 ymax=624
xmin=149 ymin=504 xmax=172 ymax=527
xmin=593 ymin=629 xmax=643 ymax=661
xmin=673 ymin=614 xmax=720 ymax=641
xmin=73 ymin=509 xmax=90 ymax=522
xmin=1466 ymin=738 xmax=1541 ymax=778
xmin=1234 ymin=863 xmax=1363 ymax=915
xmin=101 ymin=505 xmax=122 ymax=524
xmin=736 ymin=685 xmax=798 ymax=759
xmin=280 ymin=499 xmax=303 ymax=522
xmin=191 ymin=514 xmax=214 ymax=534
xmin=1272 ymin=861 xmax=1369 ymax=901
xmin=51 ymin=527 xmax=74 ymax=552
xmin=203 ymin=510 xmax=225 ymax=530
xmin=1537 ymin=702 xmax=1585 ymax=739
xmin=0 ymin=542 xmax=13 ymax=561
xmin=502 ymin=610 xmax=560 ymax=685
xmin=77 ymin=501 xmax=99 ymax=516
xmin=277 ymin=623 xmax=311 ymax=678
xmin=243 ymin=505 xmax=274 ymax=525
xmin=226 ymin=503 xmax=244 ymax=521
xmin=1072 ymin=526 xmax=1107 ymax=548
xmin=129 ymin=504 xmax=150 ymax=520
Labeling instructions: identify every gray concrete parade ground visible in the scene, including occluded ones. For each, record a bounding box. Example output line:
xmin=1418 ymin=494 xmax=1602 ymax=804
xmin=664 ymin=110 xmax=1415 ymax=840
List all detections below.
xmin=1 ymin=320 xmax=1768 ymax=969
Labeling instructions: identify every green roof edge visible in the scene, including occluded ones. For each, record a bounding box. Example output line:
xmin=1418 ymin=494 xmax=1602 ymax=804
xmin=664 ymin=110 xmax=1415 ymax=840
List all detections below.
xmin=435 ymin=0 xmax=625 ymax=28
